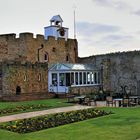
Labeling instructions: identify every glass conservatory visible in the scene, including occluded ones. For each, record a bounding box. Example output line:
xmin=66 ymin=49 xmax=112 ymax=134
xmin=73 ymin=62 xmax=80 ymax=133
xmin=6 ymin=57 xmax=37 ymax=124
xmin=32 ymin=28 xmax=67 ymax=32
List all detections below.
xmin=48 ymin=63 xmax=101 ymax=93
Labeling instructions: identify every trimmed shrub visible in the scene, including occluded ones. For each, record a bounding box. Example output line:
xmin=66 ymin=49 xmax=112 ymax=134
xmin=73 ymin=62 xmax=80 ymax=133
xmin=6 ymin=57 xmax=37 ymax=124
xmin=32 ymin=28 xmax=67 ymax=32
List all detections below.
xmin=0 ymin=108 xmax=112 ymax=133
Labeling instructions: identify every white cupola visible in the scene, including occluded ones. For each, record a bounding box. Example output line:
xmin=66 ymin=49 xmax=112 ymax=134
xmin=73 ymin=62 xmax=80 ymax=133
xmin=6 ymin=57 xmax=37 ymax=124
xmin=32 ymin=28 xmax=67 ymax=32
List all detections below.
xmin=44 ymin=15 xmax=69 ymax=40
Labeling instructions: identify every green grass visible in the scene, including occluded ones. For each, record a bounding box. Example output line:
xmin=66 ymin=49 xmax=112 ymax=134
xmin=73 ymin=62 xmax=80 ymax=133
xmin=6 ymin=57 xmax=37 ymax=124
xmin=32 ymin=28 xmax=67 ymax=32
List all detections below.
xmin=1 ymin=107 xmax=140 ymax=140
xmin=0 ymin=99 xmax=72 ymax=109
xmin=0 ymin=99 xmax=73 ymax=115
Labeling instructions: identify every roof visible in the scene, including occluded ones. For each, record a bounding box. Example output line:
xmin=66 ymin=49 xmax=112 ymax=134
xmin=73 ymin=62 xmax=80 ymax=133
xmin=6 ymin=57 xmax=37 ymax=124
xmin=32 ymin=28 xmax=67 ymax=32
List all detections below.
xmin=49 ymin=63 xmax=99 ymax=71
xmin=50 ymin=15 xmax=63 ymax=22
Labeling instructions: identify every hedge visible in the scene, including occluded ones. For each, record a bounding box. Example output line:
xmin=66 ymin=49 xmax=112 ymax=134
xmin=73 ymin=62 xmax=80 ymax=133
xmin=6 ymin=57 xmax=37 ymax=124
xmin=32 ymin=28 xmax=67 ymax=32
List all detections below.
xmin=0 ymin=108 xmax=112 ymax=133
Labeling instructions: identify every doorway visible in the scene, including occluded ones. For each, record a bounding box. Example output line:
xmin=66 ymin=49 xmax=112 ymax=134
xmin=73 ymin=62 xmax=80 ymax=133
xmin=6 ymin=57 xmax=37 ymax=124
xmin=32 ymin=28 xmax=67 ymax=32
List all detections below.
xmin=16 ymin=86 xmax=21 ymax=95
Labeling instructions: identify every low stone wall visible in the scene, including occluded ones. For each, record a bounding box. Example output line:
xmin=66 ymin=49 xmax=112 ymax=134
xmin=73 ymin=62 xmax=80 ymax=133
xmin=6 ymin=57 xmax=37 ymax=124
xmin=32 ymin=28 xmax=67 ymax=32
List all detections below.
xmin=70 ymin=85 xmax=100 ymax=95
xmin=1 ymin=92 xmax=55 ymax=102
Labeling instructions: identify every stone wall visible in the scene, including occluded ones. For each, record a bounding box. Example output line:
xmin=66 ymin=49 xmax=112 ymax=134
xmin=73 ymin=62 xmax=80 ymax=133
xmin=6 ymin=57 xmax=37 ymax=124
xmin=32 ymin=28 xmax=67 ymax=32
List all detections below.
xmin=79 ymin=51 xmax=140 ymax=95
xmin=0 ymin=33 xmax=78 ymax=65
xmin=0 ymin=33 xmax=78 ymax=100
xmin=70 ymin=86 xmax=100 ymax=95
xmin=0 ymin=63 xmax=2 ymax=95
xmin=1 ymin=61 xmax=48 ymax=96
xmin=1 ymin=92 xmax=55 ymax=102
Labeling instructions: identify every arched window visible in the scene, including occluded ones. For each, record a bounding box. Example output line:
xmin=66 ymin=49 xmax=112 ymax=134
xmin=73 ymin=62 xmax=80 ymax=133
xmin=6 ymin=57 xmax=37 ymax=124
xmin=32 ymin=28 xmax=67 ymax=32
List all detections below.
xmin=44 ymin=52 xmax=49 ymax=62
xmin=23 ymin=74 xmax=27 ymax=82
xmin=38 ymin=73 xmax=41 ymax=82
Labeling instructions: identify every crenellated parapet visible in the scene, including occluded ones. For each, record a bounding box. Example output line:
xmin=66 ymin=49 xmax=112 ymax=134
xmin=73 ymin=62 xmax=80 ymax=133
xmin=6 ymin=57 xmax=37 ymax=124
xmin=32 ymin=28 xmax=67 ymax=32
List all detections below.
xmin=0 ymin=32 xmax=76 ymax=44
xmin=0 ymin=32 xmax=78 ymax=64
xmin=0 ymin=33 xmax=16 ymax=41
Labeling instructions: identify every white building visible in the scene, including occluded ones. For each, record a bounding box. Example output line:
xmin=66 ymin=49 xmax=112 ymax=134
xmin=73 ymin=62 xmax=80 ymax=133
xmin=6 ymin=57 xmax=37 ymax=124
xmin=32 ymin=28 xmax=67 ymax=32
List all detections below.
xmin=48 ymin=63 xmax=100 ymax=93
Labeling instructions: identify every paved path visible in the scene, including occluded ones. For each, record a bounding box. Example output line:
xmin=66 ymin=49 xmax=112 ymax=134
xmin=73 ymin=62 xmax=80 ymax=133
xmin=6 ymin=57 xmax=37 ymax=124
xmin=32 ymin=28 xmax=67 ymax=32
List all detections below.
xmin=0 ymin=105 xmax=93 ymax=123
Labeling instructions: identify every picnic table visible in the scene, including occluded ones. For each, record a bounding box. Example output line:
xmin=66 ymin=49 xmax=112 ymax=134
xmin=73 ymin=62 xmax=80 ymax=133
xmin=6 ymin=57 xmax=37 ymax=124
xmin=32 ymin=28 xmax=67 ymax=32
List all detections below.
xmin=113 ymin=96 xmax=139 ymax=107
xmin=74 ymin=95 xmax=86 ymax=104
xmin=113 ymin=98 xmax=123 ymax=107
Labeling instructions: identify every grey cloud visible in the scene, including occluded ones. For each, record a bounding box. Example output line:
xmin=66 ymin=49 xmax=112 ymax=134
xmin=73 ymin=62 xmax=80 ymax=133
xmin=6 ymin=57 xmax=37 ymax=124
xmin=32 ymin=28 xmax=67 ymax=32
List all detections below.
xmin=76 ymin=22 xmax=120 ymax=36
xmin=133 ymin=10 xmax=140 ymax=16
xmin=92 ymin=0 xmax=130 ymax=10
xmin=92 ymin=0 xmax=112 ymax=7
xmin=136 ymin=31 xmax=140 ymax=34
xmin=92 ymin=0 xmax=113 ymax=7
xmin=102 ymin=34 xmax=133 ymax=42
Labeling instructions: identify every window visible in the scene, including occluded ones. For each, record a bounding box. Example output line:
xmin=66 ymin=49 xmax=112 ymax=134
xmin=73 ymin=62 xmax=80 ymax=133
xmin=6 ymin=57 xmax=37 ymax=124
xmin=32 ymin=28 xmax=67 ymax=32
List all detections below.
xmin=70 ymin=71 xmax=100 ymax=86
xmin=23 ymin=74 xmax=27 ymax=82
xmin=91 ymin=72 xmax=94 ymax=84
xmin=79 ymin=72 xmax=82 ymax=85
xmin=59 ymin=73 xmax=65 ymax=86
xmin=66 ymin=55 xmax=69 ymax=62
xmin=87 ymin=72 xmax=90 ymax=84
xmin=52 ymin=73 xmax=57 ymax=86
xmin=75 ymin=72 xmax=78 ymax=85
xmin=38 ymin=73 xmax=41 ymax=81
xmin=52 ymin=47 xmax=56 ymax=52
xmin=0 ymin=72 xmax=2 ymax=78
xmin=98 ymin=72 xmax=100 ymax=84
xmin=44 ymin=52 xmax=49 ymax=62
xmin=83 ymin=72 xmax=87 ymax=84
xmin=94 ymin=72 xmax=97 ymax=84
xmin=71 ymin=73 xmax=74 ymax=85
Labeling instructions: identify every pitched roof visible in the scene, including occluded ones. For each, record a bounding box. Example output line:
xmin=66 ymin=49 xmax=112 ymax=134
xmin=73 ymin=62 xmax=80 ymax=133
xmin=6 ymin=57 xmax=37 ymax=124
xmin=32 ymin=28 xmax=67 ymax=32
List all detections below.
xmin=49 ymin=63 xmax=99 ymax=71
xmin=50 ymin=15 xmax=63 ymax=22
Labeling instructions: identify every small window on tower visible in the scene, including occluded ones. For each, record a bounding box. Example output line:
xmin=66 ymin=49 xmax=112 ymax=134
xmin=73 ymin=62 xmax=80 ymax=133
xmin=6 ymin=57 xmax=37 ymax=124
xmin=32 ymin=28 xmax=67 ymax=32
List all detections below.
xmin=44 ymin=52 xmax=49 ymax=62
xmin=66 ymin=55 xmax=69 ymax=62
xmin=23 ymin=74 xmax=27 ymax=82
xmin=38 ymin=73 xmax=41 ymax=82
xmin=52 ymin=47 xmax=56 ymax=52
xmin=0 ymin=72 xmax=2 ymax=78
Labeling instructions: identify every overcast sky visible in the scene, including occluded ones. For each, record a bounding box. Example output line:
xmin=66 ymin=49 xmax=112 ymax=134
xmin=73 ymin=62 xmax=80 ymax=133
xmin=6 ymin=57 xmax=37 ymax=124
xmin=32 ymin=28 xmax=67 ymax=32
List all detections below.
xmin=0 ymin=0 xmax=140 ymax=57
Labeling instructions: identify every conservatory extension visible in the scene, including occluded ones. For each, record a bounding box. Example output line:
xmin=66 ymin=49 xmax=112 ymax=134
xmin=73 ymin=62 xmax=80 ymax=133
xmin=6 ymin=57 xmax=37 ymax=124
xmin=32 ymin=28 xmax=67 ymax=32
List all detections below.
xmin=48 ymin=63 xmax=101 ymax=93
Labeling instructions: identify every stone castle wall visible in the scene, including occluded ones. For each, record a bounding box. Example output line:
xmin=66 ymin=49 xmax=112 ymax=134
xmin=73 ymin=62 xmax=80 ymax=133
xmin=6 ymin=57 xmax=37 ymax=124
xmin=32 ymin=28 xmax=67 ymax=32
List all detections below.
xmin=1 ymin=61 xmax=48 ymax=96
xmin=78 ymin=51 xmax=140 ymax=95
xmin=0 ymin=33 xmax=78 ymax=64
xmin=0 ymin=33 xmax=78 ymax=100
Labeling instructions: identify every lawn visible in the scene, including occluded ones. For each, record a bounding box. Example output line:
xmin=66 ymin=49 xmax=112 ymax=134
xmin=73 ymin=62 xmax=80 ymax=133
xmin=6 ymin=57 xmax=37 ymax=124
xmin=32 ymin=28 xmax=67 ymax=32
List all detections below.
xmin=0 ymin=107 xmax=140 ymax=140
xmin=0 ymin=99 xmax=73 ymax=115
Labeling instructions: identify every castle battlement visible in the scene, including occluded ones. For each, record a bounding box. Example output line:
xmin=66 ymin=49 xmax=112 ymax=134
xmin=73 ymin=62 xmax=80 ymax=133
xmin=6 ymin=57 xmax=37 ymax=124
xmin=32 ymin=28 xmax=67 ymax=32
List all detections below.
xmin=0 ymin=32 xmax=75 ymax=43
xmin=0 ymin=33 xmax=16 ymax=41
xmin=0 ymin=32 xmax=78 ymax=64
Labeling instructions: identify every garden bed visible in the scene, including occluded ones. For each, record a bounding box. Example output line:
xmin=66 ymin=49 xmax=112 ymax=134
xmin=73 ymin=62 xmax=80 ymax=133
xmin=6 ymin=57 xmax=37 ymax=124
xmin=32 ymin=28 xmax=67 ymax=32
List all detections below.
xmin=0 ymin=108 xmax=112 ymax=133
xmin=0 ymin=104 xmax=50 ymax=116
